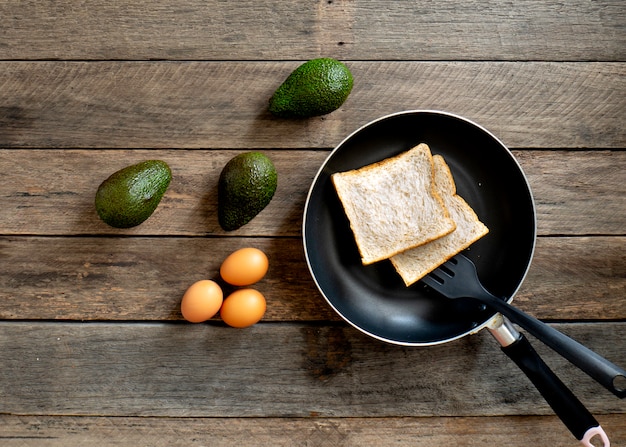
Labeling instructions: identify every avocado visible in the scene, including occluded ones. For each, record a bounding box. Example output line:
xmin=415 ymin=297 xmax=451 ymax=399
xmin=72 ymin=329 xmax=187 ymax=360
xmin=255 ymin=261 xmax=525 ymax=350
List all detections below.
xmin=268 ymin=58 xmax=353 ymax=118
xmin=95 ymin=160 xmax=172 ymax=228
xmin=218 ymin=152 xmax=277 ymax=231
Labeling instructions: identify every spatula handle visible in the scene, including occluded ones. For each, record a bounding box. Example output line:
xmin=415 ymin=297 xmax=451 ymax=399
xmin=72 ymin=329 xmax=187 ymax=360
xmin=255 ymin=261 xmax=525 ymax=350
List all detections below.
xmin=478 ymin=292 xmax=626 ymax=399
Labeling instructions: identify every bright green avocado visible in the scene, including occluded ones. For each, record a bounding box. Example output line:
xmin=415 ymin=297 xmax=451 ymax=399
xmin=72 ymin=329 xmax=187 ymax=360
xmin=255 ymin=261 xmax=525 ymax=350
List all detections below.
xmin=95 ymin=160 xmax=172 ymax=228
xmin=268 ymin=58 xmax=353 ymax=118
xmin=218 ymin=152 xmax=277 ymax=231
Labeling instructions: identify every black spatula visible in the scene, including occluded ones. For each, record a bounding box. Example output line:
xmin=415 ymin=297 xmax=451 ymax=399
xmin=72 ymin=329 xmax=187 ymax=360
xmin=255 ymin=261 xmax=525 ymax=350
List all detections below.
xmin=422 ymin=254 xmax=626 ymax=398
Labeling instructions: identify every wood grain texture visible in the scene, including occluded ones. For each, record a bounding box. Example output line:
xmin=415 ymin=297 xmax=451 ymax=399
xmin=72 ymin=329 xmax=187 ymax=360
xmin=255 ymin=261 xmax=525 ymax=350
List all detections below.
xmin=2 ymin=1 xmax=624 ymax=445
xmin=0 ymin=149 xmax=319 ymax=236
xmin=518 ymin=150 xmax=626 ymax=235
xmin=0 ymin=321 xmax=624 ymax=417
xmin=1 ymin=414 xmax=625 ymax=447
xmin=0 ymin=236 xmax=623 ymax=321
xmin=1 ymin=1 xmax=624 ymax=61
xmin=515 ymin=237 xmax=626 ymax=321
xmin=1 ymin=62 xmax=624 ymax=149
xmin=0 ymin=149 xmax=624 ymax=236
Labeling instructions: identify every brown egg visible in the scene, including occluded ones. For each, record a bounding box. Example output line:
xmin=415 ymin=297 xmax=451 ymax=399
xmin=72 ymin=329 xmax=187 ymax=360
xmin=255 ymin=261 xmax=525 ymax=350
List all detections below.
xmin=180 ymin=280 xmax=223 ymax=323
xmin=220 ymin=247 xmax=269 ymax=286
xmin=220 ymin=289 xmax=266 ymax=328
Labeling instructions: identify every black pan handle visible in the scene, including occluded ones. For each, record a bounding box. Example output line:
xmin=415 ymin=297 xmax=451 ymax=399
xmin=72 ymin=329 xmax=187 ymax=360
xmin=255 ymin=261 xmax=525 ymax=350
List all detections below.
xmin=476 ymin=291 xmax=626 ymax=399
xmin=502 ymin=333 xmax=610 ymax=446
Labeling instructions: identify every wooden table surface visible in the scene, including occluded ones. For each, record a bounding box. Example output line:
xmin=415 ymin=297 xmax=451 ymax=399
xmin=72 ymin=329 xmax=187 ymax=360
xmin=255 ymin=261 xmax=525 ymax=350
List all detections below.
xmin=1 ymin=1 xmax=625 ymax=446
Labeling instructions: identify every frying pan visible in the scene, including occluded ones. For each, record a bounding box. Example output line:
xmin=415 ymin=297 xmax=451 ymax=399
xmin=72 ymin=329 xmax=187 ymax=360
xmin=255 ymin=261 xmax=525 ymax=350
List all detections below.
xmin=302 ymin=110 xmax=615 ymax=446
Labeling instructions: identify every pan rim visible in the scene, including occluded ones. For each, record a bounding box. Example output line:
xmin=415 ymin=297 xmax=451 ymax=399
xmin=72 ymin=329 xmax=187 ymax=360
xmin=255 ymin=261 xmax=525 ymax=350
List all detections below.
xmin=303 ymin=109 xmax=537 ymax=346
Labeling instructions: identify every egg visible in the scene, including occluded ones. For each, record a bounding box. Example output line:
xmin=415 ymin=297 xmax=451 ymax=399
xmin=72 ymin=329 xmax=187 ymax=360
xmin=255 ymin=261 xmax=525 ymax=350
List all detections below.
xmin=220 ymin=247 xmax=269 ymax=286
xmin=220 ymin=289 xmax=266 ymax=328
xmin=180 ymin=280 xmax=223 ymax=323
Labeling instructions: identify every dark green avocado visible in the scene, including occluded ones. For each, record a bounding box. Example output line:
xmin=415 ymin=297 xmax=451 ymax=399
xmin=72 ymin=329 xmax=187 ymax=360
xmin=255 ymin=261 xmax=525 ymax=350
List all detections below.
xmin=218 ymin=152 xmax=277 ymax=231
xmin=268 ymin=58 xmax=353 ymax=118
xmin=95 ymin=160 xmax=172 ymax=228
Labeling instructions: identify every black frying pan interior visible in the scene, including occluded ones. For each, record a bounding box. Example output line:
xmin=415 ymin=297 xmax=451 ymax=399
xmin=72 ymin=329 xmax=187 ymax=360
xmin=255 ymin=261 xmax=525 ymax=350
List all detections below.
xmin=303 ymin=111 xmax=536 ymax=345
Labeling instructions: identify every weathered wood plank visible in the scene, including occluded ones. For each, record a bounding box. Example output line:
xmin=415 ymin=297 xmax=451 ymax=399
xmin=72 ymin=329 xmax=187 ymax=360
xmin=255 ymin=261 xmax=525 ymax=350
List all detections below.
xmin=1 ymin=414 xmax=625 ymax=447
xmin=0 ymin=149 xmax=317 ymax=236
xmin=0 ymin=150 xmax=624 ymax=236
xmin=0 ymin=62 xmax=624 ymax=149
xmin=0 ymin=236 xmax=623 ymax=321
xmin=1 ymin=1 xmax=624 ymax=61
xmin=515 ymin=237 xmax=626 ymax=321
xmin=0 ymin=235 xmax=331 ymax=321
xmin=0 ymin=322 xmax=624 ymax=417
xmin=518 ymin=150 xmax=626 ymax=235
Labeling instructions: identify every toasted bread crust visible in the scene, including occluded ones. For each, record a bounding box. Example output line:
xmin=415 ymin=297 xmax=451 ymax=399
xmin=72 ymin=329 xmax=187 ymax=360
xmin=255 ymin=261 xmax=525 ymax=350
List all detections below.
xmin=390 ymin=154 xmax=489 ymax=286
xmin=332 ymin=143 xmax=456 ymax=265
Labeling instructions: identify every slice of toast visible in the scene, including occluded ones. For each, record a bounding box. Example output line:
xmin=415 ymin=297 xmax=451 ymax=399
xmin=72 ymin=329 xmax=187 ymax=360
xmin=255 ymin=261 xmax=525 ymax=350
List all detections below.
xmin=331 ymin=143 xmax=456 ymax=265
xmin=390 ymin=154 xmax=489 ymax=286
